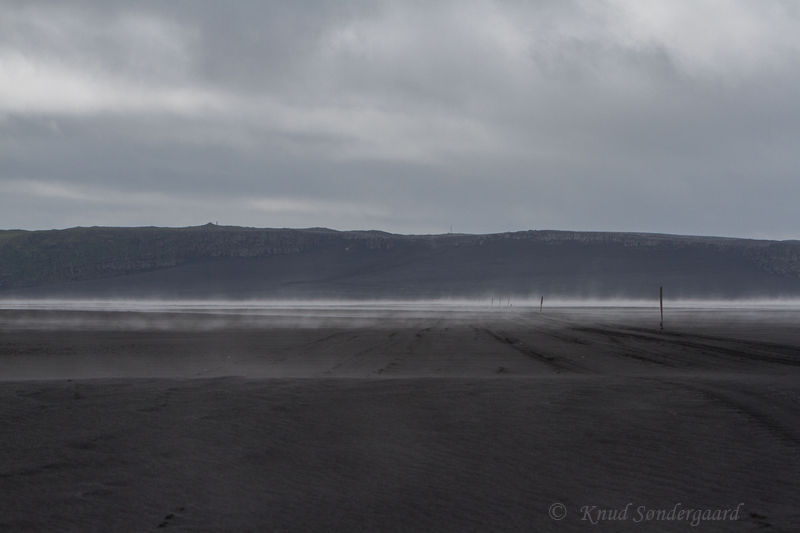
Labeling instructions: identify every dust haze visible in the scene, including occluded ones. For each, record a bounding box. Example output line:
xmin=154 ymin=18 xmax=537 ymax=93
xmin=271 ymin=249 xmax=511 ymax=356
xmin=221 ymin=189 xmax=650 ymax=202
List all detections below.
xmin=2 ymin=297 xmax=800 ymax=530
xmin=3 ymin=0 xmax=800 ymax=527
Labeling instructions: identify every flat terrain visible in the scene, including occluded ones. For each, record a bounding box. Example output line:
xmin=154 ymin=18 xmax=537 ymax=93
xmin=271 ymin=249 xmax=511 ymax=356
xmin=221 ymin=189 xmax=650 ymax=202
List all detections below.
xmin=1 ymin=303 xmax=799 ymax=531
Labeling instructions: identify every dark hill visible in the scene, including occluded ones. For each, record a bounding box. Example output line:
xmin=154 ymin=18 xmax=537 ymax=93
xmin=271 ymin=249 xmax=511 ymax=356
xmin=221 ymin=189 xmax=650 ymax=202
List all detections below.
xmin=1 ymin=225 xmax=799 ymax=299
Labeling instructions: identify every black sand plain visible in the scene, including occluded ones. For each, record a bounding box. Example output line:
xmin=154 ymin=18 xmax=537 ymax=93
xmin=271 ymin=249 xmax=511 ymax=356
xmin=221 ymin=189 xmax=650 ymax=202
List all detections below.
xmin=1 ymin=303 xmax=799 ymax=531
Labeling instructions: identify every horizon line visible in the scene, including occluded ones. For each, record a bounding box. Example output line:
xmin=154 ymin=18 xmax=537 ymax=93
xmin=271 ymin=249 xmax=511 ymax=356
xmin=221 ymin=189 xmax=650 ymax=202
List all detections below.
xmin=2 ymin=224 xmax=797 ymax=243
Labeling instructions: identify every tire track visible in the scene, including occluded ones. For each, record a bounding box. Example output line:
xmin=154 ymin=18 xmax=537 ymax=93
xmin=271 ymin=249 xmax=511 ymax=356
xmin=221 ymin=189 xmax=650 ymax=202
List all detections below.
xmin=573 ymin=326 xmax=800 ymax=367
xmin=479 ymin=327 xmax=589 ymax=373
xmin=648 ymin=378 xmax=800 ymax=448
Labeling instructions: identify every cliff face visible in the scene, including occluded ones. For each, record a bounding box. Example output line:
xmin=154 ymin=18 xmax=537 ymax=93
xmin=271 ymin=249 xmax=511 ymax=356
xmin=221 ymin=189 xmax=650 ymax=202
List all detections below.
xmin=1 ymin=225 xmax=799 ymax=298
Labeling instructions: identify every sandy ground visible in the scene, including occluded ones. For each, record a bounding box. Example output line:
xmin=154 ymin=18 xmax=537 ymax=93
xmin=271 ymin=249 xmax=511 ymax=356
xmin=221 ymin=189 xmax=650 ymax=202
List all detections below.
xmin=1 ymin=304 xmax=799 ymax=531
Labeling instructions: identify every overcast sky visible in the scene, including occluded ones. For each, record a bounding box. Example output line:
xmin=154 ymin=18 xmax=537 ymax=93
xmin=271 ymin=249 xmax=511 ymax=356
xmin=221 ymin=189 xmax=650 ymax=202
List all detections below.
xmin=1 ymin=1 xmax=799 ymax=238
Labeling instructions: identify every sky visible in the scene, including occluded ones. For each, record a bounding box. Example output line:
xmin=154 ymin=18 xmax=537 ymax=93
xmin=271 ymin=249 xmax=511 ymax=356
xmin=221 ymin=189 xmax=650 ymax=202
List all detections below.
xmin=1 ymin=0 xmax=799 ymax=239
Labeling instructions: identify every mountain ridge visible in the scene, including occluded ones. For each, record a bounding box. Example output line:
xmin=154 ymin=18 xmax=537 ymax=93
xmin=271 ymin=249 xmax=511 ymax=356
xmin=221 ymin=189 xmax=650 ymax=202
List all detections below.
xmin=2 ymin=225 xmax=799 ymax=299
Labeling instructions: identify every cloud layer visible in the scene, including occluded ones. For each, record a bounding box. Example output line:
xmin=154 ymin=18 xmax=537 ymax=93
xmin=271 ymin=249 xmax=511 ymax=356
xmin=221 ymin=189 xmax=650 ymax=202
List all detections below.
xmin=2 ymin=0 xmax=799 ymax=238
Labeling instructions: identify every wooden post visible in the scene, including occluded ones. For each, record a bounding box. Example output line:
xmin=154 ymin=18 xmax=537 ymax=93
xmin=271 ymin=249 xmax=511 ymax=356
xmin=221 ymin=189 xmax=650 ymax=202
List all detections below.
xmin=540 ymin=296 xmax=543 ymax=312
xmin=659 ymin=286 xmax=663 ymax=330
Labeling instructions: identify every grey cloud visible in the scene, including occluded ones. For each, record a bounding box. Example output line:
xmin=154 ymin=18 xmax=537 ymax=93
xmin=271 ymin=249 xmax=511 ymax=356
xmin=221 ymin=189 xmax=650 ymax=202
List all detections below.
xmin=1 ymin=1 xmax=799 ymax=239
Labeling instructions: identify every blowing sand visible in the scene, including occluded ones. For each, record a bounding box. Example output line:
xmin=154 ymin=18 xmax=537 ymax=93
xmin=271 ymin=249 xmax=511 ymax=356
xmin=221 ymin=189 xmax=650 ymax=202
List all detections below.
xmin=1 ymin=303 xmax=799 ymax=531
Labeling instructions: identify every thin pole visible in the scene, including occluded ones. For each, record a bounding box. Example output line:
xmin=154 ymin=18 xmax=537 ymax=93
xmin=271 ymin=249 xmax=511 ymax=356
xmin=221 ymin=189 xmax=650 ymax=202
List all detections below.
xmin=540 ymin=296 xmax=543 ymax=312
xmin=659 ymin=286 xmax=663 ymax=330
